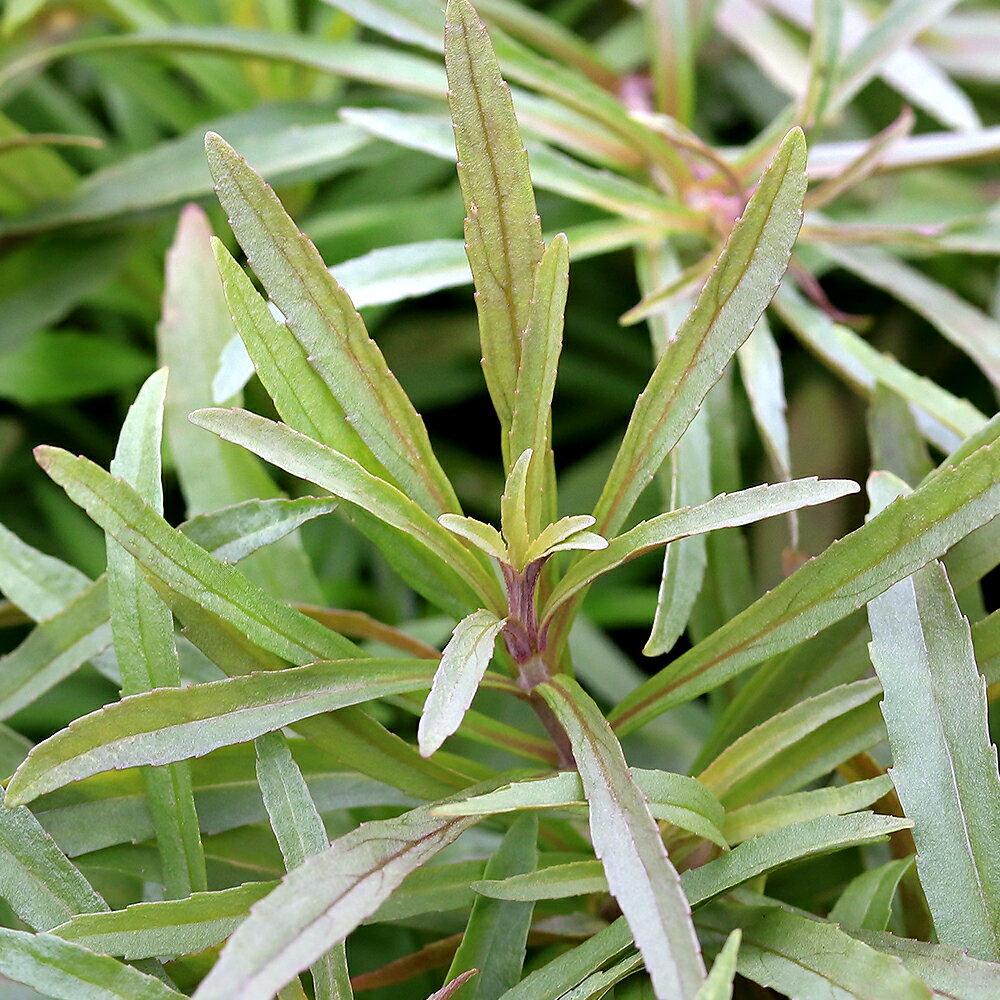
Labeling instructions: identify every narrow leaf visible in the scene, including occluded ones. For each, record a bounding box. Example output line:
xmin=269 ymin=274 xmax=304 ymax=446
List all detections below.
xmin=445 ymin=812 xmax=537 ymax=1000
xmin=545 ymin=478 xmax=858 ymax=622
xmin=697 ymin=897 xmax=931 ymax=1000
xmin=0 ymin=785 xmax=107 ymax=931
xmin=829 ymin=857 xmax=915 ymax=932
xmin=446 ymin=0 xmax=544 ymax=436
xmin=538 ymin=675 xmax=706 ymax=1000
xmin=190 ymin=407 xmax=502 ymax=612
xmin=867 ymin=480 xmax=1000 ymax=960
xmin=106 ymin=369 xmax=206 ymax=899
xmin=419 ymin=610 xmax=508 ymax=758
xmin=5 ymin=658 xmax=438 ymax=806
xmin=52 ymin=882 xmax=276 ymax=960
xmin=192 ymin=800 xmax=486 ymax=1000
xmin=509 ymin=233 xmax=568 ymax=532
xmin=611 ymin=431 xmax=1000 ymax=734
xmin=435 ymin=768 xmax=727 ymax=849
xmin=0 ymin=928 xmax=184 ymax=1000
xmin=205 ymin=131 xmax=459 ymax=516
xmin=695 ymin=930 xmax=740 ymax=1000
xmin=255 ymin=731 xmax=350 ymax=1000
xmin=593 ymin=127 xmax=807 ymax=536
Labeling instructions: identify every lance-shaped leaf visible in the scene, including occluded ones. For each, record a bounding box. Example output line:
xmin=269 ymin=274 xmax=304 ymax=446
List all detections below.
xmin=829 ymin=857 xmax=915 ymax=933
xmin=106 ymin=369 xmax=206 ymax=899
xmin=695 ymin=929 xmax=740 ymax=1000
xmin=698 ymin=679 xmax=885 ymax=809
xmin=5 ymin=658 xmax=438 ymax=806
xmin=435 ymin=767 xmax=727 ymax=849
xmin=696 ymin=897 xmax=931 ymax=1000
xmin=847 ymin=930 xmax=1000 ymax=999
xmin=439 ymin=515 xmax=509 ymax=562
xmin=190 ymin=407 xmax=502 ymax=612
xmin=537 ymin=675 xmax=706 ymax=1000
xmin=722 ymin=774 xmax=892 ymax=844
xmin=0 ymin=785 xmax=107 ymax=931
xmin=205 ymin=131 xmax=459 ymax=517
xmin=544 ymin=478 xmax=858 ymax=623
xmin=180 ymin=496 xmax=339 ymax=563
xmin=212 ymin=238 xmax=381 ymax=475
xmin=52 ymin=882 xmax=276 ymax=959
xmin=255 ymin=732 xmax=349 ymax=1000
xmin=0 ymin=521 xmax=89 ymax=618
xmin=446 ymin=0 xmax=544 ymax=439
xmin=0 ymin=578 xmax=112 ymax=720
xmin=477 ymin=812 xmax=910 ymax=907
xmin=611 ymin=431 xmax=1000 ymax=735
xmin=445 ymin=812 xmax=537 ymax=1000
xmin=500 ymin=450 xmax=533 ymax=568
xmin=419 ymin=610 xmax=508 ymax=758
xmin=646 ymin=407 xmax=711 ymax=657
xmin=0 ymin=928 xmax=185 ymax=1000
xmin=509 ymin=234 xmax=568 ymax=532
xmin=192 ymin=799 xmax=488 ymax=1000
xmin=593 ymin=127 xmax=807 ymax=536
xmin=867 ymin=477 xmax=1000 ymax=961
xmin=33 ymin=445 xmax=361 ymax=665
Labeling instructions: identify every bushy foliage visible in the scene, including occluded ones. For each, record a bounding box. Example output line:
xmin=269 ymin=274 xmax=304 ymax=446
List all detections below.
xmin=1 ymin=2 xmax=1000 ymax=998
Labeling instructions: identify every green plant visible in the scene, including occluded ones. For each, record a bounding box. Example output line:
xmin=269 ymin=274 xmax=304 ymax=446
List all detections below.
xmin=1 ymin=2 xmax=1000 ymax=999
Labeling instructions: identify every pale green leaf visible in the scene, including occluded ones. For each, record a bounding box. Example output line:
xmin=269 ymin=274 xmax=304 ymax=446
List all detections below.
xmin=593 ymin=128 xmax=808 ymax=536
xmin=419 ymin=610 xmax=508 ymax=758
xmin=509 ymin=234 xmax=568 ymax=534
xmin=694 ymin=930 xmax=740 ymax=1000
xmin=736 ymin=316 xmax=791 ymax=490
xmin=435 ymin=768 xmax=727 ymax=849
xmin=538 ymin=675 xmax=706 ymax=1000
xmin=255 ymin=732 xmax=350 ymax=1000
xmin=545 ymin=478 xmax=858 ymax=622
xmin=500 ymin=449 xmax=533 ymax=567
xmin=180 ymin=497 xmax=339 ymax=564
xmin=0 ymin=521 xmax=90 ymax=619
xmin=446 ymin=812 xmax=537 ymax=1000
xmin=774 ymin=283 xmax=987 ymax=454
xmin=52 ymin=882 xmax=276 ymax=959
xmin=205 ymin=131 xmax=459 ymax=518
xmin=5 ymin=658 xmax=438 ymax=806
xmin=107 ymin=369 xmax=206 ymax=899
xmin=867 ymin=483 xmax=1000 ymax=960
xmin=192 ymin=800 xmax=486 ymax=1000
xmin=829 ymin=857 xmax=914 ymax=932
xmin=645 ymin=408 xmax=711 ymax=657
xmin=697 ymin=896 xmax=931 ymax=1000
xmin=0 ymin=785 xmax=107 ymax=931
xmin=848 ymin=930 xmax=1000 ymax=999
xmin=211 ymin=240 xmax=380 ymax=470
xmin=446 ymin=0 xmax=544 ymax=438
xmin=0 ymin=928 xmax=184 ymax=1000
xmin=722 ymin=775 xmax=893 ymax=844
xmin=189 ymin=407 xmax=502 ymax=611
xmin=477 ymin=812 xmax=910 ymax=905
xmin=159 ymin=204 xmax=321 ymax=604
xmin=611 ymin=430 xmax=1000 ymax=735
xmin=0 ymin=578 xmax=112 ymax=720
xmin=33 ymin=445 xmax=361 ymax=666
xmin=820 ymin=243 xmax=1000 ymax=392
xmin=698 ymin=679 xmax=884 ymax=808
xmin=439 ymin=515 xmax=509 ymax=562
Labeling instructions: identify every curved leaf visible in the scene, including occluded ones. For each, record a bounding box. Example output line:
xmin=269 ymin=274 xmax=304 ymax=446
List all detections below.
xmin=538 ymin=676 xmax=706 ymax=1000
xmin=5 ymin=658 xmax=438 ymax=806
xmin=419 ymin=610 xmax=508 ymax=758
